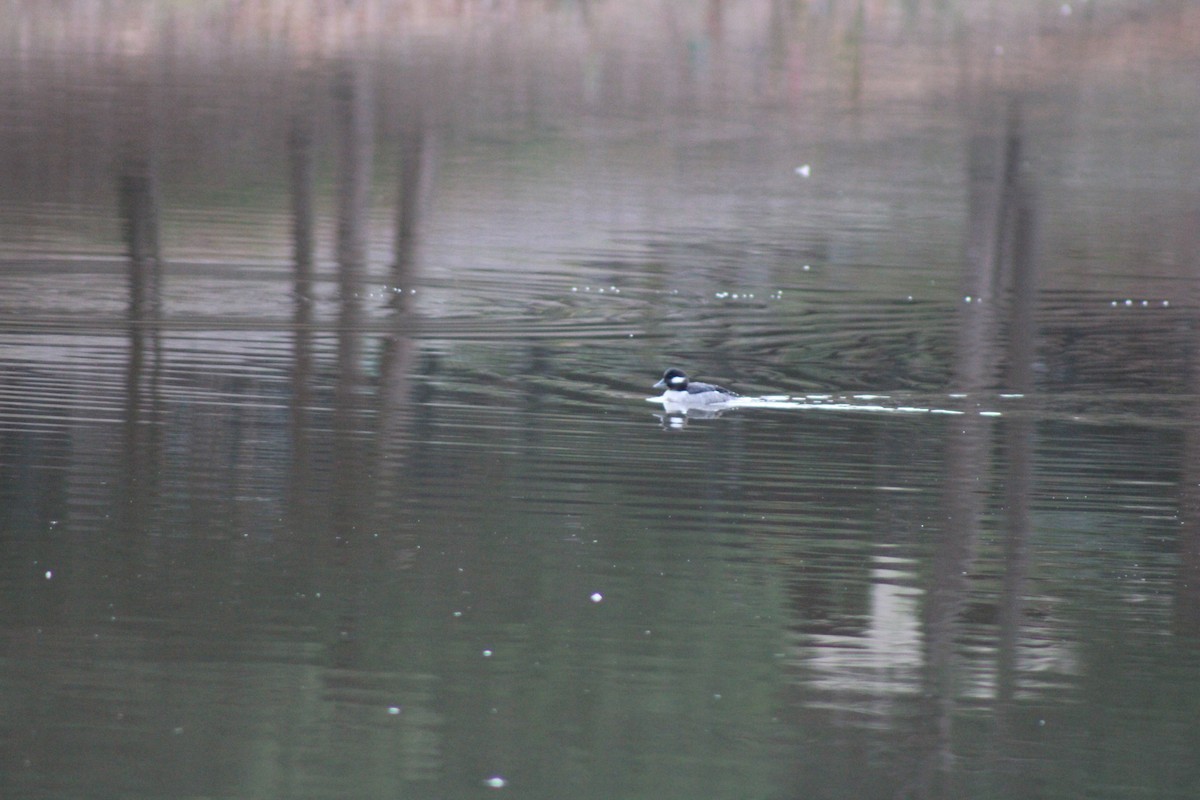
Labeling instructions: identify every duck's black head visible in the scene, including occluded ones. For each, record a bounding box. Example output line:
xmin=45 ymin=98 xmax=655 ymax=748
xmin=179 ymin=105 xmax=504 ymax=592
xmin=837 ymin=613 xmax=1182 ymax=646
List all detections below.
xmin=654 ymin=368 xmax=689 ymax=390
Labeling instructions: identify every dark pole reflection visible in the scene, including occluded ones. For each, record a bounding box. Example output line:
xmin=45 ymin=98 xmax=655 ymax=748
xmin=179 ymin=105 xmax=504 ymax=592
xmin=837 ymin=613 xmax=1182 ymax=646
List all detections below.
xmin=367 ymin=111 xmax=439 ymax=583
xmin=910 ymin=102 xmax=1032 ymax=799
xmin=291 ymin=71 xmax=318 ymax=316
xmin=121 ymin=169 xmax=163 ymax=325
xmin=331 ymin=55 xmax=374 ymax=536
xmin=117 ymin=164 xmax=164 ymax=541
xmin=326 ymin=57 xmax=376 ymax=709
xmin=1177 ymin=212 xmax=1200 ymax=638
xmin=376 ymin=117 xmax=436 ymax=452
xmin=322 ymin=58 xmax=436 ymax=776
xmin=334 ymin=57 xmax=373 ymax=398
xmin=286 ymin=66 xmax=319 ymax=539
xmin=393 ymin=116 xmax=438 ymax=279
xmin=116 ymin=51 xmax=165 ymax=549
xmin=993 ymin=125 xmax=1038 ymax=789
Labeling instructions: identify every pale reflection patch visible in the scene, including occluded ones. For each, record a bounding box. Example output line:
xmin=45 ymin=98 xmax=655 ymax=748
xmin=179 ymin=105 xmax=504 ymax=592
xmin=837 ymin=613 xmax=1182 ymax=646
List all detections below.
xmin=798 ymin=556 xmax=924 ymax=710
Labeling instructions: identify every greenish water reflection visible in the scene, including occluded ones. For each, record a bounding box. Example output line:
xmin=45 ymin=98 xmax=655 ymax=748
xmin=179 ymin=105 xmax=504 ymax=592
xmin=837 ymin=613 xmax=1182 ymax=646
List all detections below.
xmin=3 ymin=2 xmax=1200 ymax=799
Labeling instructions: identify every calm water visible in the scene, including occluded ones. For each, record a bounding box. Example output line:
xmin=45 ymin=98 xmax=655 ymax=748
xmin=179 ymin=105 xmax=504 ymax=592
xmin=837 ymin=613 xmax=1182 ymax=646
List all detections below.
xmin=3 ymin=3 xmax=1200 ymax=799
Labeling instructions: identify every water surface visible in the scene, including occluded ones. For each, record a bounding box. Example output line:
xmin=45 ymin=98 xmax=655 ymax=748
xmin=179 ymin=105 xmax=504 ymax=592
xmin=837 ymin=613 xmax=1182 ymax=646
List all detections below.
xmin=3 ymin=3 xmax=1200 ymax=799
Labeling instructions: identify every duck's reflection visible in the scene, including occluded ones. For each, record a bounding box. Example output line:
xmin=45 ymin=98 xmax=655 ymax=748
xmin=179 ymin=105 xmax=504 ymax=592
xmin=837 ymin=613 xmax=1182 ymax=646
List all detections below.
xmin=653 ymin=404 xmax=729 ymax=429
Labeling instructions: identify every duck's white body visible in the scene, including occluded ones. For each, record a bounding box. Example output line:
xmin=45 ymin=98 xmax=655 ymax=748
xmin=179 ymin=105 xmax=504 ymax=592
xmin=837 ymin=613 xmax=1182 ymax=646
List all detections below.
xmin=653 ymin=369 xmax=739 ymax=407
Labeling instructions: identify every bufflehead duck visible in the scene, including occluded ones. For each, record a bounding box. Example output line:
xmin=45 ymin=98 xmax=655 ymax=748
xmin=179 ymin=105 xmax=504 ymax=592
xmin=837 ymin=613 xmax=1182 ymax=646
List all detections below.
xmin=653 ymin=368 xmax=739 ymax=405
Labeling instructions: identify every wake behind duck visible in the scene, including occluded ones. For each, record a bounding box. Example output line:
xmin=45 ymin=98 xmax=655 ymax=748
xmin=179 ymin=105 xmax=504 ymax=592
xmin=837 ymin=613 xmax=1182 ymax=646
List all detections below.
xmin=648 ymin=368 xmax=983 ymax=418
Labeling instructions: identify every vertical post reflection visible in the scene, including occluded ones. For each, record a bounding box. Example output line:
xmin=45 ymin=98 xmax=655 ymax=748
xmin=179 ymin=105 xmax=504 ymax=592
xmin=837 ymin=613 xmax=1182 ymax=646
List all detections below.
xmin=324 ymin=57 xmax=376 ymax=698
xmin=363 ymin=117 xmax=437 ymax=584
xmin=993 ymin=134 xmax=1038 ymax=789
xmin=121 ymin=169 xmax=163 ymax=325
xmin=287 ymin=66 xmax=319 ymax=536
xmin=117 ymin=162 xmax=164 ymax=535
xmin=327 ymin=56 xmax=375 ymax=693
xmin=393 ymin=117 xmax=438 ymax=276
xmin=331 ymin=55 xmax=374 ymax=531
xmin=912 ymin=101 xmax=1031 ymax=798
xmin=1177 ymin=212 xmax=1200 ymax=637
xmin=376 ymin=118 xmax=437 ymax=451
xmin=116 ymin=46 xmax=165 ymax=545
xmin=334 ymin=56 xmax=373 ymax=398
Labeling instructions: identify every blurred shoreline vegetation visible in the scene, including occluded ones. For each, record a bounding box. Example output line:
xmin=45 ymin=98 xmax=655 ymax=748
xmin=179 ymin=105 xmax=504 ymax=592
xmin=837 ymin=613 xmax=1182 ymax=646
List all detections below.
xmin=4 ymin=1 xmax=1196 ymax=133
xmin=1 ymin=1 xmax=1197 ymax=291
